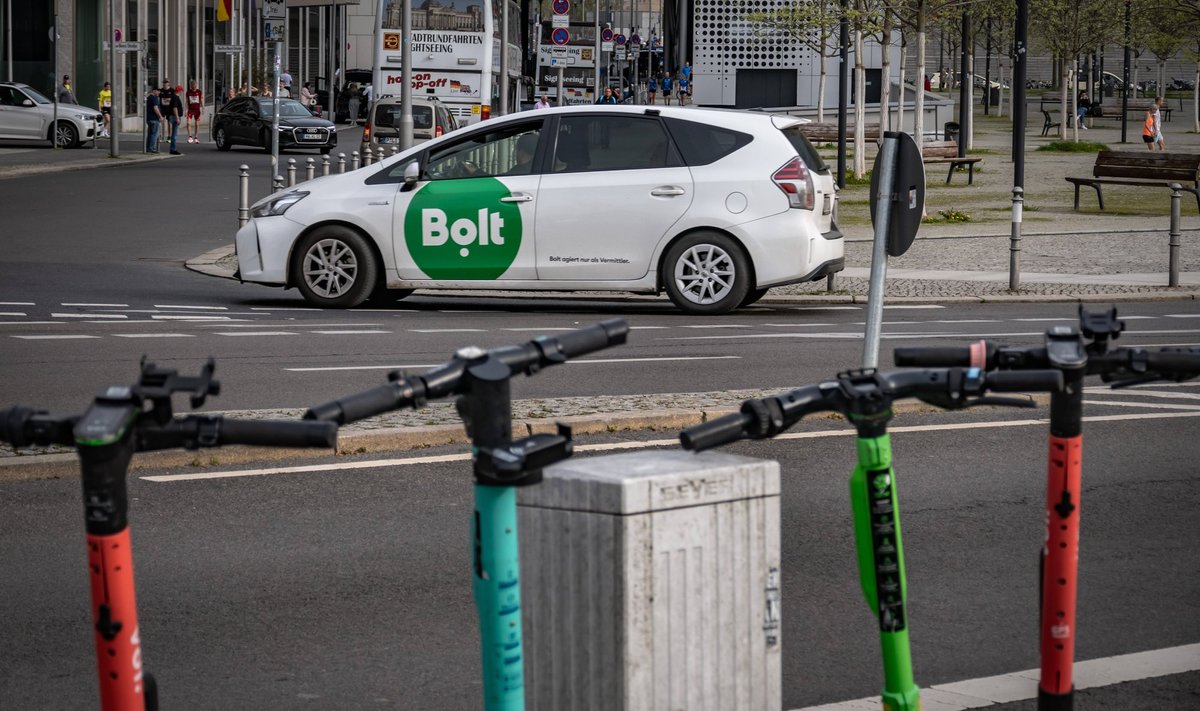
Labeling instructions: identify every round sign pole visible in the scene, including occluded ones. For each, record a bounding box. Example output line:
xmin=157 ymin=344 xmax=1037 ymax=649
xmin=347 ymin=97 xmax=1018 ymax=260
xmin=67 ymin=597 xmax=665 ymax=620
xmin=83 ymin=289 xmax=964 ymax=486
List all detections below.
xmin=108 ymin=10 xmax=120 ymax=156
xmin=862 ymin=134 xmax=899 ymax=369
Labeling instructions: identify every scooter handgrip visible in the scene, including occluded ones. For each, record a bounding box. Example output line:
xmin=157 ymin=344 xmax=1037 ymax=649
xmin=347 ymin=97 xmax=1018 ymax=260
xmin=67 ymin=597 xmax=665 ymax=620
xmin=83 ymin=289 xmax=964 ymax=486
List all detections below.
xmin=1144 ymin=349 xmax=1200 ymax=375
xmin=985 ymin=370 xmax=1063 ymax=393
xmin=893 ymin=346 xmax=969 ymax=367
xmin=304 ymin=383 xmax=406 ymax=424
xmin=680 ymin=412 xmax=752 ymax=452
xmin=551 ymin=319 xmax=629 ymax=359
xmin=0 ymin=406 xmax=29 ymax=446
xmin=219 ymin=418 xmax=338 ymax=448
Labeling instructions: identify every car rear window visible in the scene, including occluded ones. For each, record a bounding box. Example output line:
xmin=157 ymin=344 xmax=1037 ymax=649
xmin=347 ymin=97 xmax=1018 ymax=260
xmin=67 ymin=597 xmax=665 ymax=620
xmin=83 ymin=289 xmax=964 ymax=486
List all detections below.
xmin=780 ymin=125 xmax=829 ymax=174
xmin=374 ymin=104 xmax=434 ymax=130
xmin=662 ymin=117 xmax=752 ymax=166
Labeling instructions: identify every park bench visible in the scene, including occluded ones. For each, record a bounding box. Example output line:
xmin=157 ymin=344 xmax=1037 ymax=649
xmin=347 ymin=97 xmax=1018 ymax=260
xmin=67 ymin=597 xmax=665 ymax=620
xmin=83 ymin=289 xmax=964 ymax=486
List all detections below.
xmin=1040 ymin=95 xmax=1172 ymax=133
xmin=797 ymin=122 xmax=881 ymax=143
xmin=922 ymin=140 xmax=982 ymax=184
xmin=1041 ymin=109 xmax=1062 ymax=136
xmin=1064 ymin=151 xmax=1200 ymax=211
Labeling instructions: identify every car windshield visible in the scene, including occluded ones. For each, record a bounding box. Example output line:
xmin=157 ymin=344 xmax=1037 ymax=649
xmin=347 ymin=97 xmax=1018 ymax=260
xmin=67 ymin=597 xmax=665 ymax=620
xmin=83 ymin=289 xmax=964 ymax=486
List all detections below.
xmin=21 ymin=87 xmax=51 ymax=104
xmin=374 ymin=104 xmax=433 ymax=131
xmin=257 ymin=98 xmax=314 ymax=118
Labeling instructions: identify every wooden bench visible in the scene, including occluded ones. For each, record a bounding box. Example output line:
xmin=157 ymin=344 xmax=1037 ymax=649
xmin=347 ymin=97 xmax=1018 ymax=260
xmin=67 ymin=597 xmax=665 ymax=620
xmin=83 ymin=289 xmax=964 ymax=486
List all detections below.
xmin=922 ymin=140 xmax=982 ymax=184
xmin=798 ymin=122 xmax=881 ymax=143
xmin=1064 ymin=151 xmax=1200 ymax=211
xmin=1041 ymin=109 xmax=1062 ymax=136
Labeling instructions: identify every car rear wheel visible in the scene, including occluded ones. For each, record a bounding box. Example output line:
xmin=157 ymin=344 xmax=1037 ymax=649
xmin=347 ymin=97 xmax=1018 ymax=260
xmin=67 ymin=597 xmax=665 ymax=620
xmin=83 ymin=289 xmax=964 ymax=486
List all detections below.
xmin=214 ymin=126 xmax=231 ymax=151
xmin=662 ymin=232 xmax=751 ymax=315
xmin=51 ymin=121 xmax=78 ymax=148
xmin=290 ymin=227 xmax=379 ymax=308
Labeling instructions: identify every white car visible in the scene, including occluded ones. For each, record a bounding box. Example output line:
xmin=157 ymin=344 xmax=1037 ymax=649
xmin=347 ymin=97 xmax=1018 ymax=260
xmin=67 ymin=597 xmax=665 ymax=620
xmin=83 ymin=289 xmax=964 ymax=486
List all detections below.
xmin=0 ymin=81 xmax=102 ymax=148
xmin=235 ymin=104 xmax=843 ymax=314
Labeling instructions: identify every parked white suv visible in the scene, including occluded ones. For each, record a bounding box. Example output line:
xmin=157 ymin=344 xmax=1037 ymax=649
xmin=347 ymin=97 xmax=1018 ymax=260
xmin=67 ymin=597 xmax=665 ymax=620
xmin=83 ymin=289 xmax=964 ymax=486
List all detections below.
xmin=0 ymin=81 xmax=102 ymax=148
xmin=234 ymin=105 xmax=843 ymax=314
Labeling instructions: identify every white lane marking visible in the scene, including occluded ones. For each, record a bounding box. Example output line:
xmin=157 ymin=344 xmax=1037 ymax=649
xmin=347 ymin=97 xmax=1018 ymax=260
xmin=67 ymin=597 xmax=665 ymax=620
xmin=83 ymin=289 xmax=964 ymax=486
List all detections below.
xmin=0 ymin=321 xmax=63 ymax=325
xmin=93 ymin=309 xmax=265 ymax=315
xmin=0 ymin=312 xmax=26 ymax=316
xmin=1083 ymin=388 xmax=1200 ymax=401
xmin=437 ymin=309 xmax=492 ymax=313
xmin=151 ymin=315 xmax=240 ymax=321
xmin=1082 ymin=400 xmax=1200 ymax=410
xmin=630 ymin=325 xmax=670 ymax=330
xmin=681 ymin=324 xmax=750 ymax=329
xmin=930 ymin=319 xmax=1001 ymax=324
xmin=1120 ymin=341 xmax=1200 ymax=348
xmin=153 ymin=304 xmax=228 ymax=310
xmin=113 ymin=333 xmax=196 ymax=338
xmin=501 ymin=327 xmax=577 ymax=332
xmin=213 ymin=331 xmax=298 ymax=336
xmin=251 ymin=306 xmax=319 ymax=311
xmin=12 ymin=334 xmax=101 ymax=340
xmin=284 ymin=355 xmax=740 ymax=373
xmin=60 ymin=302 xmax=128 ymax=307
xmin=196 ymin=322 xmax=380 ymax=328
xmin=670 ymin=329 xmax=1200 ymax=343
xmin=410 ymin=328 xmax=487 ymax=333
xmin=51 ymin=312 xmax=127 ymax=319
xmin=762 ymin=323 xmax=834 ymax=327
xmin=787 ymin=305 xmax=860 ymax=311
xmin=310 ymin=330 xmax=391 ymax=335
xmin=0 ymin=301 xmax=35 ymax=305
xmin=791 ymin=643 xmax=1200 ymax=711
xmin=882 ymin=304 xmax=944 ymax=309
xmin=1164 ymin=314 xmax=1200 ymax=318
xmin=1124 ymin=381 xmax=1200 ymax=389
xmin=142 ymin=410 xmax=1200 ymax=483
xmin=1119 ymin=315 xmax=1156 ymax=319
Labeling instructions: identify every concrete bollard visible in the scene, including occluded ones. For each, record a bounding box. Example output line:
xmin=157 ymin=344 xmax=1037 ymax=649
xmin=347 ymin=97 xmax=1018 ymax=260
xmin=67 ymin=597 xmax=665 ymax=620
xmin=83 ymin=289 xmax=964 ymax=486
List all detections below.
xmin=286 ymin=158 xmax=297 ymax=187
xmin=1169 ymin=183 xmax=1182 ymax=287
xmin=1009 ymin=186 xmax=1024 ymax=291
xmin=305 ymin=157 xmax=316 ymax=182
xmin=337 ymin=152 xmax=346 ymax=174
xmin=322 ymin=154 xmax=331 ymax=176
xmin=363 ymin=146 xmax=374 ymax=166
xmin=518 ymin=450 xmax=782 ymax=711
xmin=351 ymin=151 xmax=360 ymax=171
xmin=391 ymin=145 xmax=400 ymax=157
xmin=273 ymin=174 xmax=285 ymax=191
xmin=237 ymin=165 xmax=250 ymax=228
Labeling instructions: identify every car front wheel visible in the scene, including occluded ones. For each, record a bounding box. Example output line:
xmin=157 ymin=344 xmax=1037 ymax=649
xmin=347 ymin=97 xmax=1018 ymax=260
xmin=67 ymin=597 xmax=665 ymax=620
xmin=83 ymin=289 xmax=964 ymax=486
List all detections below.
xmin=214 ymin=126 xmax=231 ymax=151
xmin=662 ymin=232 xmax=751 ymax=315
xmin=290 ymin=227 xmax=379 ymax=308
xmin=52 ymin=121 xmax=78 ymax=148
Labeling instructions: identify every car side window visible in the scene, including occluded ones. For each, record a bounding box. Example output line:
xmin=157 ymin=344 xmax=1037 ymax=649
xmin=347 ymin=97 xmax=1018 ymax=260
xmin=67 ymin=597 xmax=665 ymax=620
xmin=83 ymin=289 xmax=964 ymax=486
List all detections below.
xmin=662 ymin=117 xmax=754 ymax=167
xmin=552 ymin=115 xmax=680 ymax=174
xmin=0 ymin=87 xmax=16 ymax=106
xmin=425 ymin=121 xmax=544 ymax=180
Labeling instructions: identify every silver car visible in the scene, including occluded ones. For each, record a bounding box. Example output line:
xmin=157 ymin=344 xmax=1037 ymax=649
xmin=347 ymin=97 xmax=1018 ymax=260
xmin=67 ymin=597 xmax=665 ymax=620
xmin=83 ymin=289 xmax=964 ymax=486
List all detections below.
xmin=0 ymin=81 xmax=102 ymax=148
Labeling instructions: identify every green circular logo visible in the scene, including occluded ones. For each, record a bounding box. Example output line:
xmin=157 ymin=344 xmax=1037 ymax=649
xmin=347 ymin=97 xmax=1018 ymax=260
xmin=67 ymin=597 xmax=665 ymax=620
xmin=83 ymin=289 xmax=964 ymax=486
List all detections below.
xmin=404 ymin=178 xmax=523 ymax=280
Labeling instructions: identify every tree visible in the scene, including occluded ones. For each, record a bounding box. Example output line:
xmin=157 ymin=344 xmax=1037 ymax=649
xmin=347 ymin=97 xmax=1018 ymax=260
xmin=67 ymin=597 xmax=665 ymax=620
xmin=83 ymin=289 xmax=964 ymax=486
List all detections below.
xmin=1167 ymin=0 xmax=1200 ymax=132
xmin=1032 ymin=0 xmax=1125 ymax=140
xmin=744 ymin=1 xmax=842 ymax=122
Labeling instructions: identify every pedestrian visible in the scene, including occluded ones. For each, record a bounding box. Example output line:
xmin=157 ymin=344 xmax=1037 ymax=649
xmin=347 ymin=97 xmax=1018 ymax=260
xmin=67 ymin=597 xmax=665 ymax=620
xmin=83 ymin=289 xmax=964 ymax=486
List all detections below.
xmin=347 ymin=83 xmax=361 ymax=126
xmin=647 ymin=75 xmax=657 ymax=105
xmin=158 ymin=80 xmax=175 ymax=144
xmin=1143 ymin=97 xmax=1166 ymax=151
xmin=57 ymin=75 xmax=77 ymax=105
xmin=924 ymin=75 xmax=932 ymax=92
xmin=1075 ymin=89 xmax=1090 ymax=130
xmin=165 ymin=85 xmax=184 ymax=154
xmin=225 ymin=86 xmax=238 ymax=105
xmin=97 ymin=81 xmax=113 ymax=138
xmin=280 ymin=68 xmax=293 ymax=97
xmin=300 ymin=82 xmax=316 ymax=113
xmin=363 ymin=82 xmax=373 ymax=107
xmin=185 ymin=79 xmax=203 ymax=144
xmin=677 ymin=72 xmax=689 ymax=106
xmin=144 ymin=85 xmax=164 ymax=153
xmin=534 ymin=93 xmax=550 ymax=109
xmin=595 ymin=86 xmax=618 ymax=105
xmin=661 ymin=72 xmax=672 ymax=106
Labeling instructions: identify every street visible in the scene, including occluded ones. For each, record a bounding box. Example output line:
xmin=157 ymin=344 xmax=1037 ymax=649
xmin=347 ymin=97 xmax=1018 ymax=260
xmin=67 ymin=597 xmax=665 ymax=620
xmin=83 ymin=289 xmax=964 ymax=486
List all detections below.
xmin=2 ymin=138 xmax=1199 ymax=709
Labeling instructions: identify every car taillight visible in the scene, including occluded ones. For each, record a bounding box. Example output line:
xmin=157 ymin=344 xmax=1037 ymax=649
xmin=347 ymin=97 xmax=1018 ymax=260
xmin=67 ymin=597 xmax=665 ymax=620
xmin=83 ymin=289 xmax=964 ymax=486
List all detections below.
xmin=435 ymin=125 xmax=443 ymax=137
xmin=481 ymin=105 xmax=491 ymax=120
xmin=772 ymin=157 xmax=815 ymax=210
xmin=362 ymin=124 xmax=371 ymax=143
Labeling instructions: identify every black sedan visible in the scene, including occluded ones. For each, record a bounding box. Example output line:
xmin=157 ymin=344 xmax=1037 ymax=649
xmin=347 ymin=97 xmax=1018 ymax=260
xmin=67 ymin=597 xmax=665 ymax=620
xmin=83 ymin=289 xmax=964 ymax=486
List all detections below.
xmin=212 ymin=96 xmax=337 ymax=154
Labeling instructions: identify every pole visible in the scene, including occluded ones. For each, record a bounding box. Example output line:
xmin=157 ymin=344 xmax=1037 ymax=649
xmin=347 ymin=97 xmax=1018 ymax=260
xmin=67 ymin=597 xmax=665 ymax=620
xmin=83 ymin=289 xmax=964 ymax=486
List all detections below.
xmin=958 ymin=7 xmax=968 ymax=157
xmin=837 ymin=0 xmax=848 ymax=189
xmin=400 ymin=0 xmax=413 ymax=147
xmin=1011 ymin=0 xmax=1027 ymax=291
xmin=109 ymin=0 xmax=120 ymax=158
xmin=1009 ymin=187 xmax=1023 ymax=290
xmin=6 ymin=0 xmax=13 ymax=81
xmin=53 ymin=12 xmax=59 ymax=149
xmin=238 ymin=164 xmax=250 ymax=227
xmin=556 ymin=65 xmax=564 ymax=106
xmin=500 ymin=0 xmax=509 ymax=115
xmin=271 ymin=42 xmax=281 ymax=180
xmin=593 ymin=0 xmax=600 ymax=103
xmin=1121 ymin=0 xmax=1130 ymax=143
xmin=1168 ymin=184 xmax=1182 ymax=287
xmin=984 ymin=21 xmax=991 ymax=116
xmin=862 ymin=134 xmax=899 ymax=370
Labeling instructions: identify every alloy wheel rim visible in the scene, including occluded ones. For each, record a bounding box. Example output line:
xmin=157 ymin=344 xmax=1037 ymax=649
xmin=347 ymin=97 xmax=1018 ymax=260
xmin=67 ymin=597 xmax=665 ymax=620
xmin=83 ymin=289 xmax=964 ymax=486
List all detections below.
xmin=674 ymin=243 xmax=735 ymax=305
xmin=302 ymin=238 xmax=358 ymax=298
xmin=55 ymin=125 xmax=72 ymax=146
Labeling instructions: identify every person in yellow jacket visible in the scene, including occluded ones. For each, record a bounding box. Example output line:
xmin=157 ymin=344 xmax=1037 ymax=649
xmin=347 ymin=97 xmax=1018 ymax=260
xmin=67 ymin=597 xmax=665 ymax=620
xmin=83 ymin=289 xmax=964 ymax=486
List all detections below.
xmin=1142 ymin=97 xmax=1166 ymax=151
xmin=97 ymin=82 xmax=112 ymax=138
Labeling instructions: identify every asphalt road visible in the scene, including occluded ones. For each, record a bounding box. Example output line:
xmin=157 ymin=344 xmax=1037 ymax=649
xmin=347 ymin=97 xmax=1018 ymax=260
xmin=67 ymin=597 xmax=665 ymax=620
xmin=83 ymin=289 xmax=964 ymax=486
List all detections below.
xmin=1 ymin=403 xmax=1198 ymax=710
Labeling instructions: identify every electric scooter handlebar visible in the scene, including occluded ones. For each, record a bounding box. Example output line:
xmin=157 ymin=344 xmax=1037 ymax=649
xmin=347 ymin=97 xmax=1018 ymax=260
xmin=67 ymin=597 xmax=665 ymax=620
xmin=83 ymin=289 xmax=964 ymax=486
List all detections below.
xmin=896 ymin=342 xmax=1200 ymax=384
xmin=0 ymin=406 xmax=79 ymax=448
xmin=680 ymin=368 xmax=1063 ymax=452
xmin=304 ymin=319 xmax=629 ymax=425
xmin=137 ymin=415 xmax=337 ymax=451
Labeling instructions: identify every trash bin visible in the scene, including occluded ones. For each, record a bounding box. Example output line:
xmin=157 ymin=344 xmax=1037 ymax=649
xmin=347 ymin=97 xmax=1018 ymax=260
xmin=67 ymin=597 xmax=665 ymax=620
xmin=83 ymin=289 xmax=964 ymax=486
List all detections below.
xmin=984 ymin=86 xmax=1000 ymax=106
xmin=944 ymin=121 xmax=960 ymax=142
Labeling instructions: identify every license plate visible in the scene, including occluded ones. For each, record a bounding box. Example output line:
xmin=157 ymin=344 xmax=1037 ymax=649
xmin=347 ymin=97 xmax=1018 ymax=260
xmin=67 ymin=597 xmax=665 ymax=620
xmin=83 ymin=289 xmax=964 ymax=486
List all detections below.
xmin=379 ymin=137 xmax=397 ymax=144
xmin=301 ymin=133 xmax=323 ymax=141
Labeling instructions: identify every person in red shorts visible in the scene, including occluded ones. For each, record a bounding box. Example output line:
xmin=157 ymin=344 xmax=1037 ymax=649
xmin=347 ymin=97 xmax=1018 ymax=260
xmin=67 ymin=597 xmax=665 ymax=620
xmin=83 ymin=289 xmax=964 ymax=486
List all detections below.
xmin=185 ymin=79 xmax=203 ymax=144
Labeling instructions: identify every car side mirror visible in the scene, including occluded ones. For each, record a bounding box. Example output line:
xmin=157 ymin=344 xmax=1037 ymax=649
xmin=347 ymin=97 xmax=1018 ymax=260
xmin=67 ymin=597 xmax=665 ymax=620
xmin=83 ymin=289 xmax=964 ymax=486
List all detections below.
xmin=21 ymin=99 xmax=34 ymax=107
xmin=401 ymin=161 xmax=420 ymax=191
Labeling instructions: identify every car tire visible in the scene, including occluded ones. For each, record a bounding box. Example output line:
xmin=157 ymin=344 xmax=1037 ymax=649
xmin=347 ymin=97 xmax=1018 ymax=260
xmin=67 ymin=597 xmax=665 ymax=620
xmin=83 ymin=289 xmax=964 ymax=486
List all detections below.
xmin=290 ymin=227 xmax=379 ymax=309
xmin=51 ymin=121 xmax=78 ymax=148
xmin=214 ymin=126 xmax=231 ymax=151
xmin=740 ymin=288 xmax=769 ymax=308
xmin=364 ymin=284 xmax=415 ymax=307
xmin=260 ymin=129 xmax=272 ymax=153
xmin=662 ymin=232 xmax=751 ymax=315
xmin=320 ymin=146 xmax=333 ymax=155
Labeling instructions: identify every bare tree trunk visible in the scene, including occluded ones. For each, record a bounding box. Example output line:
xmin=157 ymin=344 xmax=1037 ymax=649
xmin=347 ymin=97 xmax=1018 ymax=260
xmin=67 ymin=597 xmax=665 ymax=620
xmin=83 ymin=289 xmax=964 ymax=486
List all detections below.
xmin=854 ymin=28 xmax=866 ymax=178
xmin=1158 ymin=60 xmax=1165 ymax=97
xmin=967 ymin=43 xmax=975 ymax=150
xmin=915 ymin=25 xmax=926 ymax=144
xmin=818 ymin=50 xmax=828 ymax=123
xmin=1070 ymin=59 xmax=1079 ymax=142
xmin=1060 ymin=59 xmax=1070 ymax=140
xmin=1193 ymin=57 xmax=1199 ymax=134
xmin=1132 ymin=61 xmax=1140 ymax=100
xmin=898 ymin=34 xmax=908 ymax=135
xmin=880 ymin=14 xmax=893 ymax=134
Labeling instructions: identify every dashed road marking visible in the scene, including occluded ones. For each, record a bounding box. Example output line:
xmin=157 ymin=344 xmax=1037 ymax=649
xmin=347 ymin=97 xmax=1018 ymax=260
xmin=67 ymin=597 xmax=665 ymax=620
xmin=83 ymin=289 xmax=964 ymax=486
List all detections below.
xmin=410 ymin=328 xmax=487 ymax=333
xmin=153 ymin=304 xmax=228 ymax=310
xmin=0 ymin=312 xmax=27 ymax=317
xmin=51 ymin=312 xmax=127 ymax=319
xmin=60 ymin=302 xmax=128 ymax=307
xmin=309 ymin=330 xmax=391 ymax=335
xmin=12 ymin=334 xmax=101 ymax=340
xmin=113 ymin=333 xmax=196 ymax=338
xmin=213 ymin=331 xmax=298 ymax=337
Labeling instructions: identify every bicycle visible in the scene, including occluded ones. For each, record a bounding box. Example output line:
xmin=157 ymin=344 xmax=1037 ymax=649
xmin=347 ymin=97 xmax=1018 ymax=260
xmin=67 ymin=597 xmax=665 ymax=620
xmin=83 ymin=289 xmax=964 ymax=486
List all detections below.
xmin=0 ymin=359 xmax=338 ymax=711
xmin=894 ymin=306 xmax=1200 ymax=711
xmin=679 ymin=366 xmax=1063 ymax=711
xmin=303 ymin=319 xmax=629 ymax=711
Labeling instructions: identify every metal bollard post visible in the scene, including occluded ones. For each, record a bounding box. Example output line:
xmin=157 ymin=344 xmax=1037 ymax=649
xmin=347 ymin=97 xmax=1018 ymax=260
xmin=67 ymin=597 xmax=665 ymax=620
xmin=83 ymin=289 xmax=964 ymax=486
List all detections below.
xmin=351 ymin=151 xmax=360 ymax=170
xmin=273 ymin=174 xmax=285 ymax=190
xmin=287 ymin=158 xmax=297 ymax=187
xmin=1009 ymin=186 xmax=1023 ymax=291
xmin=826 ymin=273 xmax=836 ymax=292
xmin=1169 ymin=183 xmax=1182 ymax=287
xmin=392 ymin=145 xmax=400 ymax=157
xmin=363 ymin=146 xmax=373 ymax=166
xmin=322 ymin=154 xmax=331 ymax=176
xmin=337 ymin=152 xmax=346 ymax=174
xmin=306 ymin=157 xmax=316 ymax=182
xmin=237 ymin=164 xmax=250 ymax=228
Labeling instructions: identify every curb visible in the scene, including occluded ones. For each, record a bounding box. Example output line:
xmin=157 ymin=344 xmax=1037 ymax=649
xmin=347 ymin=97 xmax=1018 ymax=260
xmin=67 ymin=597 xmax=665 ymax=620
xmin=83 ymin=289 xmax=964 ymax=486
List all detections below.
xmin=0 ymin=152 xmax=175 ymax=180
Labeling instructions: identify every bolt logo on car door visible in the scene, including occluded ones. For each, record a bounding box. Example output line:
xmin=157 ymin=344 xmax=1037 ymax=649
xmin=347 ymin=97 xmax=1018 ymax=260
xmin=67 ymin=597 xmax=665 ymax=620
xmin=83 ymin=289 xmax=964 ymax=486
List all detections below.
xmin=404 ymin=178 xmax=523 ymax=279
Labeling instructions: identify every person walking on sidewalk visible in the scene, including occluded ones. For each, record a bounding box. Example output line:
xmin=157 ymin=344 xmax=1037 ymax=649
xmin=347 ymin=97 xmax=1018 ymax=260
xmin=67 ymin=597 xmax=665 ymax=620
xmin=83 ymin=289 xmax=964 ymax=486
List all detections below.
xmin=145 ymin=86 xmax=164 ymax=153
xmin=1142 ymin=97 xmax=1166 ymax=151
xmin=165 ymin=85 xmax=184 ymax=154
xmin=57 ymin=75 xmax=77 ymax=105
xmin=185 ymin=80 xmax=203 ymax=144
xmin=97 ymin=82 xmax=113 ymax=137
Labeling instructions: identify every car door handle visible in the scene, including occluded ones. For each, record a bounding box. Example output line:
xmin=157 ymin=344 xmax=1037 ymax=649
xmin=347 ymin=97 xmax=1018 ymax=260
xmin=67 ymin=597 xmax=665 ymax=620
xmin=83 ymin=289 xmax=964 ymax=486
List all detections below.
xmin=499 ymin=193 xmax=533 ymax=203
xmin=650 ymin=186 xmax=686 ymax=197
